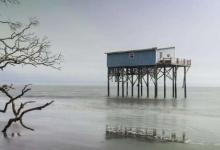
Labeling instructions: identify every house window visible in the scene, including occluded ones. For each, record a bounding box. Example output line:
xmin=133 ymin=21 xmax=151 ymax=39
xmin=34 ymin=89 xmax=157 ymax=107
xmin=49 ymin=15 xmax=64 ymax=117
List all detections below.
xmin=128 ymin=52 xmax=135 ymax=59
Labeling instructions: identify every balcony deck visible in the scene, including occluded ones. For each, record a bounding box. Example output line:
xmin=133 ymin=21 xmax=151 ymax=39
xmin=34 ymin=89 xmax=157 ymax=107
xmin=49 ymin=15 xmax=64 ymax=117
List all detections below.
xmin=156 ymin=58 xmax=191 ymax=67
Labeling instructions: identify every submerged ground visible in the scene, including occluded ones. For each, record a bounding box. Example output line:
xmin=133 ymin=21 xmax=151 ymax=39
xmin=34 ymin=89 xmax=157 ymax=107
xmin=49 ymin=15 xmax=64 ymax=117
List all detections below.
xmin=0 ymin=86 xmax=219 ymax=150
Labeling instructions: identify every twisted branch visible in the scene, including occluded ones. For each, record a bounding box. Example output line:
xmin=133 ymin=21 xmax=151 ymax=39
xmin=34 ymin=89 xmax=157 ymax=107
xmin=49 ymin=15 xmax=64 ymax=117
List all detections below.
xmin=2 ymin=100 xmax=54 ymax=133
xmin=0 ymin=0 xmax=61 ymax=134
xmin=0 ymin=19 xmax=62 ymax=70
xmin=0 ymin=84 xmax=31 ymax=113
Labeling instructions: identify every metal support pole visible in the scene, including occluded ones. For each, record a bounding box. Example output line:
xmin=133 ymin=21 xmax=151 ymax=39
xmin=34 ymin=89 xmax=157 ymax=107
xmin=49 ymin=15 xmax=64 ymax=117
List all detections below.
xmin=184 ymin=66 xmax=187 ymax=98
xmin=164 ymin=66 xmax=166 ymax=98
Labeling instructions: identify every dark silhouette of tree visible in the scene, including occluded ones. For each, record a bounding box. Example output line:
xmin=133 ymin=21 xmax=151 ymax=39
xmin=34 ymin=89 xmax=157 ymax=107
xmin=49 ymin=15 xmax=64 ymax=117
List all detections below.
xmin=0 ymin=0 xmax=62 ymax=134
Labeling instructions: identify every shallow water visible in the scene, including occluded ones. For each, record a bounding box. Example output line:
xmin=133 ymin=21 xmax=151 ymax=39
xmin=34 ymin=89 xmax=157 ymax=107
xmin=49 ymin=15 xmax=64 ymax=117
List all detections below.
xmin=0 ymin=86 xmax=220 ymax=150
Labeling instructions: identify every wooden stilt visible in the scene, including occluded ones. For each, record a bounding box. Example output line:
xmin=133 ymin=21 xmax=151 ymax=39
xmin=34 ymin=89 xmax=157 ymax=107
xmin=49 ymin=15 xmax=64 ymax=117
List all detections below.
xmin=141 ymin=68 xmax=143 ymax=97
xmin=138 ymin=68 xmax=140 ymax=98
xmin=147 ymin=71 xmax=149 ymax=98
xmin=107 ymin=67 xmax=110 ymax=96
xmin=126 ymin=68 xmax=128 ymax=96
xmin=122 ymin=68 xmax=124 ymax=97
xmin=154 ymin=67 xmax=158 ymax=98
xmin=175 ymin=66 xmax=177 ymax=98
xmin=131 ymin=68 xmax=134 ymax=97
xmin=184 ymin=66 xmax=187 ymax=98
xmin=164 ymin=66 xmax=166 ymax=98
xmin=172 ymin=67 xmax=175 ymax=98
xmin=117 ymin=68 xmax=120 ymax=97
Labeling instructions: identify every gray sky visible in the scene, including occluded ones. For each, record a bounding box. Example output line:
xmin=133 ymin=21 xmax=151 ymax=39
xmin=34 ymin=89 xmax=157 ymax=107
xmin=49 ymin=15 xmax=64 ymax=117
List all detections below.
xmin=0 ymin=0 xmax=220 ymax=86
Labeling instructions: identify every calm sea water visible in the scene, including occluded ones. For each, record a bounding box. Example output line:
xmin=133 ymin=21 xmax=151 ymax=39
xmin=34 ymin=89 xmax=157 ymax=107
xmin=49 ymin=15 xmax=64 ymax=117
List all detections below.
xmin=0 ymin=85 xmax=220 ymax=150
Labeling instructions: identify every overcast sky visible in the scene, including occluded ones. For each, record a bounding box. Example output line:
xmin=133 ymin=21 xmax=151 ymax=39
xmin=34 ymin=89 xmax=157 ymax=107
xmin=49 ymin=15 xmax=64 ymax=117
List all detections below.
xmin=0 ymin=0 xmax=220 ymax=86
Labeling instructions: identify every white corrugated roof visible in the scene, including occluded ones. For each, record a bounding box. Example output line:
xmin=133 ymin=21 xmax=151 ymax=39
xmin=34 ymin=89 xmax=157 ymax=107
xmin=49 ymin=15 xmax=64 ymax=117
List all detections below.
xmin=105 ymin=47 xmax=175 ymax=54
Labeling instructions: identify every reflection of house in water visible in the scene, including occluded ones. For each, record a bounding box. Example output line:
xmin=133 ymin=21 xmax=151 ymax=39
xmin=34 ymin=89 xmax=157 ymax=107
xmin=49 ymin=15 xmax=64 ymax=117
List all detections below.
xmin=106 ymin=47 xmax=191 ymax=98
xmin=105 ymin=124 xmax=189 ymax=143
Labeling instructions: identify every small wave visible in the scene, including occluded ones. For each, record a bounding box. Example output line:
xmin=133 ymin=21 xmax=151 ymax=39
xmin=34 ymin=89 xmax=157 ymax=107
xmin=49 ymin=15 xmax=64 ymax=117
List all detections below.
xmin=24 ymin=95 xmax=77 ymax=99
xmin=189 ymin=141 xmax=220 ymax=146
xmin=23 ymin=95 xmax=105 ymax=99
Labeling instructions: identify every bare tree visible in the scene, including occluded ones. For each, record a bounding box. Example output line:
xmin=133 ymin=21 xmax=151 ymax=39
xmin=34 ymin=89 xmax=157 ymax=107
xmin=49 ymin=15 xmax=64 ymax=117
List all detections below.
xmin=0 ymin=18 xmax=62 ymax=70
xmin=1 ymin=84 xmax=54 ymax=133
xmin=0 ymin=1 xmax=62 ymax=134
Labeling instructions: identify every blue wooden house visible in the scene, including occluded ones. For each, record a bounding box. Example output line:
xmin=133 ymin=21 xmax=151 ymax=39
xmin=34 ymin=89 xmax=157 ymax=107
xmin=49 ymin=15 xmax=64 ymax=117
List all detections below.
xmin=106 ymin=46 xmax=191 ymax=99
xmin=106 ymin=47 xmax=175 ymax=67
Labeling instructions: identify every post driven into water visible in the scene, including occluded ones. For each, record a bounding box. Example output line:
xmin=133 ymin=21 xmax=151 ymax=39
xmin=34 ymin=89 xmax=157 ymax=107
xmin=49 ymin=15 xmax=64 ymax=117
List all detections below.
xmin=107 ymin=68 xmax=110 ymax=96
xmin=184 ymin=66 xmax=187 ymax=98
xmin=164 ymin=66 xmax=166 ymax=98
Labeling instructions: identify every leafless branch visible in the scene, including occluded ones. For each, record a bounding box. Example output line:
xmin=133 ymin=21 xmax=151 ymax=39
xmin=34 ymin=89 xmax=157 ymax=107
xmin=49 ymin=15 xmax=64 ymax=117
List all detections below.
xmin=0 ymin=84 xmax=55 ymax=133
xmin=0 ymin=18 xmax=62 ymax=70
xmin=0 ymin=1 xmax=61 ymax=134
xmin=0 ymin=84 xmax=31 ymax=113
xmin=0 ymin=20 xmax=21 ymax=31
xmin=16 ymin=100 xmax=36 ymax=116
xmin=2 ymin=100 xmax=54 ymax=133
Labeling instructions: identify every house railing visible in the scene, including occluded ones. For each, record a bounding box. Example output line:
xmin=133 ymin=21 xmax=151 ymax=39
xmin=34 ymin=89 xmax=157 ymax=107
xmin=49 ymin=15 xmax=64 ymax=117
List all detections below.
xmin=158 ymin=58 xmax=191 ymax=66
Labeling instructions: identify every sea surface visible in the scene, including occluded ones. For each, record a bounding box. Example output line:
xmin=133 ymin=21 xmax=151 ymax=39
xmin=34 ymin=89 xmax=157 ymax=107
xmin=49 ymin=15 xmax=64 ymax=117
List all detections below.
xmin=0 ymin=85 xmax=220 ymax=150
